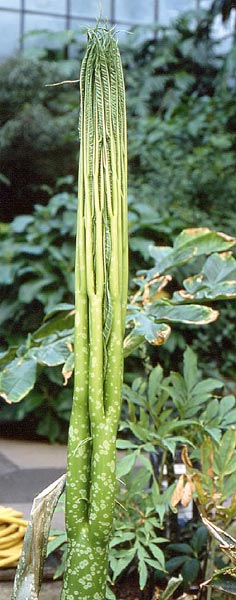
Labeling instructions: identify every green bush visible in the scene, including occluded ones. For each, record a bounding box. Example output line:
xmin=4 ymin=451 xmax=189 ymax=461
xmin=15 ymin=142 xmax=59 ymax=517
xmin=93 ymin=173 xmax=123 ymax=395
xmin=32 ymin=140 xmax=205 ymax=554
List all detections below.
xmin=1 ymin=226 xmax=236 ymax=441
xmin=1 ymin=9 xmax=236 ymax=226
xmin=47 ymin=346 xmax=236 ymax=594
xmin=0 ymin=57 xmax=80 ymax=219
xmin=1 ymin=6 xmax=236 ymax=439
xmin=0 ymin=185 xmax=77 ymax=347
xmin=128 ymin=92 xmax=236 ymax=230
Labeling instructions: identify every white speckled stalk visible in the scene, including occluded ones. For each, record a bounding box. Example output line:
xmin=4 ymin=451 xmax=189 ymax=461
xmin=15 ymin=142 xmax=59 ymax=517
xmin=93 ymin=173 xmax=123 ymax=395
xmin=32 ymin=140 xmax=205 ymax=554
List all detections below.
xmin=61 ymin=26 xmax=128 ymax=600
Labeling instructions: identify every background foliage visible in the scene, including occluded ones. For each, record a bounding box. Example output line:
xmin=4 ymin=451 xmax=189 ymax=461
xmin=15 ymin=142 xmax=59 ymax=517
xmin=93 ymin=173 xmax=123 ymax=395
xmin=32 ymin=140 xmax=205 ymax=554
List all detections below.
xmin=1 ymin=4 xmax=236 ymax=595
xmin=1 ymin=7 xmax=236 ymax=226
xmin=1 ymin=4 xmax=236 ymax=434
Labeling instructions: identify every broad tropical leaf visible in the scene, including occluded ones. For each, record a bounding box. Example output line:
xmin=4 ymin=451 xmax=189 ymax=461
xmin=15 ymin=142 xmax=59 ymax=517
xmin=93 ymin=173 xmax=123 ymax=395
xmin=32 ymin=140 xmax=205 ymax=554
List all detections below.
xmin=0 ymin=357 xmax=37 ymax=403
xmin=147 ymin=228 xmax=236 ymax=278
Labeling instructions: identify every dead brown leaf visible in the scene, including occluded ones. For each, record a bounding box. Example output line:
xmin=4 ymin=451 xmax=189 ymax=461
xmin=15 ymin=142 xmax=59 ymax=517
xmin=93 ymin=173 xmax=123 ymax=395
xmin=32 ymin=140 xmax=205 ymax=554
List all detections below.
xmin=171 ymin=475 xmax=185 ymax=508
xmin=182 ymin=480 xmax=194 ymax=508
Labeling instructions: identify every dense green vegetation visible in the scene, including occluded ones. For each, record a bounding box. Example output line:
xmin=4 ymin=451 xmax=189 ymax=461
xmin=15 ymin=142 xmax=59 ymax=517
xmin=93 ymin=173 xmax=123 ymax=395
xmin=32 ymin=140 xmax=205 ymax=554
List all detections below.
xmin=1 ymin=7 xmax=236 ymax=429
xmin=1 ymin=7 xmax=236 ymax=225
xmin=1 ymin=5 xmax=236 ymax=596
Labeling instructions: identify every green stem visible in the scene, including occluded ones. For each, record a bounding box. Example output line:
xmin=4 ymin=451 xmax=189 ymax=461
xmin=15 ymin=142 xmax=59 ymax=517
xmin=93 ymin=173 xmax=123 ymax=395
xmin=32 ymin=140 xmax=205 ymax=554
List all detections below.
xmin=205 ymin=537 xmax=216 ymax=600
xmin=61 ymin=25 xmax=128 ymax=600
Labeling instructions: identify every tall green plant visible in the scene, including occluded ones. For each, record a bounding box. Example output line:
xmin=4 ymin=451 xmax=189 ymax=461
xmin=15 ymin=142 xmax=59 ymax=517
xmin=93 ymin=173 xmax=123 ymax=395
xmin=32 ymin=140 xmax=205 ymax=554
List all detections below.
xmin=61 ymin=27 xmax=128 ymax=599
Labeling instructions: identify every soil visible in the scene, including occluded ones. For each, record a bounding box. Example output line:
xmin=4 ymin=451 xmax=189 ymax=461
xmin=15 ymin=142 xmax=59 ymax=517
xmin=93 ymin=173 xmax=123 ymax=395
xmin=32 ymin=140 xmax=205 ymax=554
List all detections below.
xmin=0 ymin=563 xmax=199 ymax=600
xmin=113 ymin=571 xmax=154 ymax=599
xmin=113 ymin=572 xmax=199 ymax=600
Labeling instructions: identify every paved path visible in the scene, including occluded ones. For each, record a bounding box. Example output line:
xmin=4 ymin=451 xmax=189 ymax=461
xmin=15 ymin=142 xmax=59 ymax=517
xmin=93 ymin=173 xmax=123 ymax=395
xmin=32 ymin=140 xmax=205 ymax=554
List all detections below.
xmin=0 ymin=438 xmax=67 ymax=596
xmin=0 ymin=438 xmax=67 ymax=522
xmin=1 ymin=580 xmax=62 ymax=599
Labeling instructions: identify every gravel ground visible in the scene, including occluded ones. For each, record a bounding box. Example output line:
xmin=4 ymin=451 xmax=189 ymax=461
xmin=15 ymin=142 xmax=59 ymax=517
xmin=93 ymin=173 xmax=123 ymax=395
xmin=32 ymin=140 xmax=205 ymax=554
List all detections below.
xmin=0 ymin=580 xmax=62 ymax=599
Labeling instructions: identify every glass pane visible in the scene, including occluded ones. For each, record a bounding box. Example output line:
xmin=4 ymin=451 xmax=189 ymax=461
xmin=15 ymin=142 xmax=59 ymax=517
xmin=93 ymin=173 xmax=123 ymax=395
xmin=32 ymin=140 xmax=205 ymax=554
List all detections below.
xmin=25 ymin=0 xmax=66 ymax=14
xmin=0 ymin=11 xmax=20 ymax=58
xmin=159 ymin=0 xmax=195 ymax=25
xmin=213 ymin=12 xmax=236 ymax=53
xmin=68 ymin=17 xmax=97 ymax=55
xmin=199 ymin=0 xmax=212 ymax=9
xmin=115 ymin=0 xmax=154 ymax=24
xmin=24 ymin=14 xmax=66 ymax=48
xmin=0 ymin=1 xmax=20 ymax=6
xmin=70 ymin=0 xmax=111 ymax=20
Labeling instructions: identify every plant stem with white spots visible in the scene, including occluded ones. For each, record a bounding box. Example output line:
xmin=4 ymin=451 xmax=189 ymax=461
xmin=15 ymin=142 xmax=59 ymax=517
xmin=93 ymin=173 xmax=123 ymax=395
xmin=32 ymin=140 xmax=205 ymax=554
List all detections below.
xmin=61 ymin=26 xmax=128 ymax=600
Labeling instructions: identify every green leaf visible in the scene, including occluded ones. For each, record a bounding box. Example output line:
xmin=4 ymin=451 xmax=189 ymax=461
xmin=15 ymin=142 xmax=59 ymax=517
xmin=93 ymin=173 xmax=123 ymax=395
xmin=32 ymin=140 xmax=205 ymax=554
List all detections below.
xmin=110 ymin=532 xmax=135 ymax=547
xmin=106 ymin=586 xmax=116 ymax=600
xmin=138 ymin=453 xmax=157 ymax=476
xmin=47 ymin=532 xmax=67 ymax=557
xmin=166 ymin=556 xmax=187 ymax=573
xmin=11 ymin=215 xmax=34 ymax=233
xmin=223 ymin=453 xmax=236 ymax=476
xmin=204 ymin=427 xmax=222 ymax=443
xmin=206 ymin=571 xmax=236 ymax=595
xmin=31 ymin=338 xmax=71 ymax=366
xmin=149 ymin=543 xmax=165 ymax=568
xmin=150 ymin=301 xmax=219 ymax=325
xmin=0 ymin=173 xmax=10 ymax=186
xmin=148 ymin=245 xmax=173 ymax=274
xmin=110 ymin=548 xmax=136 ymax=581
xmin=167 ymin=372 xmax=187 ymax=410
xmin=201 ymin=252 xmax=236 ymax=283
xmin=222 ymin=473 xmax=236 ymax=498
xmin=192 ymin=378 xmax=223 ymax=398
xmin=181 ymin=557 xmax=200 ymax=586
xmin=204 ymin=399 xmax=219 ymax=422
xmin=168 ymin=543 xmax=193 ymax=555
xmin=127 ymin=422 xmax=150 ymax=443
xmin=222 ymin=409 xmax=236 ymax=427
xmin=158 ymin=575 xmax=183 ymax=600
xmin=0 ymin=300 xmax=18 ymax=325
xmin=0 ymin=347 xmax=18 ymax=366
xmin=44 ymin=303 xmax=75 ymax=320
xmin=0 ymin=357 xmax=37 ymax=403
xmin=129 ymin=465 xmax=151 ymax=493
xmin=0 ymin=265 xmax=16 ymax=286
xmin=143 ymin=442 xmax=157 ymax=453
xmin=147 ymin=364 xmax=164 ymax=406
xmin=162 ymin=438 xmax=177 ymax=456
xmin=116 ymin=452 xmax=137 ymax=478
xmin=175 ymin=253 xmax=236 ymax=302
xmin=191 ymin=526 xmax=208 ymax=554
xmin=145 ymin=557 xmax=165 ymax=570
xmin=220 ymin=429 xmax=236 ymax=466
xmin=138 ymin=558 xmax=148 ymax=590
xmin=129 ymin=236 xmax=155 ymax=260
xmin=124 ymin=313 xmax=171 ymax=356
xmin=19 ymin=277 xmax=56 ymax=303
xmin=185 ymin=279 xmax=236 ymax=302
xmin=149 ymin=229 xmax=236 ymax=276
xmin=219 ymin=395 xmax=236 ymax=415
xmin=116 ymin=439 xmax=138 ymax=449
xmin=21 ymin=244 xmax=44 ymax=256
xmin=174 ymin=229 xmax=236 ymax=258
xmin=183 ymin=346 xmax=198 ymax=392
xmin=62 ymin=352 xmax=74 ymax=384
xmin=33 ymin=311 xmax=74 ymax=342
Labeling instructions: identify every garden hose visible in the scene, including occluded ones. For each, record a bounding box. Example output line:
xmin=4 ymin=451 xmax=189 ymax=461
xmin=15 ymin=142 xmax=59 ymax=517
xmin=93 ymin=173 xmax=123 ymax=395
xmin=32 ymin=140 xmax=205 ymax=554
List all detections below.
xmin=0 ymin=505 xmax=28 ymax=568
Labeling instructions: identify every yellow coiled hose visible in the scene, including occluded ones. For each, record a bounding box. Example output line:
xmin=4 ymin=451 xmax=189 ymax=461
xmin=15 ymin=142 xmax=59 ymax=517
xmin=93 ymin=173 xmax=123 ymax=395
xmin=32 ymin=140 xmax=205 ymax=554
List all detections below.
xmin=0 ymin=505 xmax=28 ymax=568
